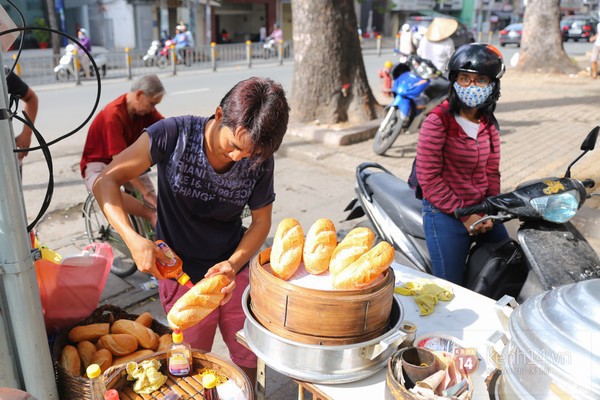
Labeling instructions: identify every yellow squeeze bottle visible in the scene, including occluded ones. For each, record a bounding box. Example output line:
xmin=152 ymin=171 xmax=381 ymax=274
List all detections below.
xmin=168 ymin=329 xmax=192 ymax=377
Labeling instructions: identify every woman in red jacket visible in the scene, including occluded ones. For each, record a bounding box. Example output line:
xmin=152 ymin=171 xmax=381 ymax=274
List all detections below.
xmin=415 ymin=43 xmax=508 ymax=284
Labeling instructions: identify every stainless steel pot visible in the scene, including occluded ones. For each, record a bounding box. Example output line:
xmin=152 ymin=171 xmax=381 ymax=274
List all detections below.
xmin=242 ymin=287 xmax=405 ymax=384
xmin=489 ymin=279 xmax=600 ymax=399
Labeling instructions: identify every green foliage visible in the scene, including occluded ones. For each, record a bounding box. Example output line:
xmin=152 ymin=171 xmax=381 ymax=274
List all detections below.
xmin=32 ymin=17 xmax=50 ymax=44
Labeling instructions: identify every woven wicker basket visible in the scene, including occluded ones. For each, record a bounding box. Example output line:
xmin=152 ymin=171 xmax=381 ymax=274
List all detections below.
xmin=52 ymin=304 xmax=171 ymax=400
xmin=384 ymin=348 xmax=473 ymax=400
xmin=104 ymin=350 xmax=255 ymax=399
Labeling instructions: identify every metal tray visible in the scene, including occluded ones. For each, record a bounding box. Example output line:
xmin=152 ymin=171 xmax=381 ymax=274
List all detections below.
xmin=242 ymin=287 xmax=405 ymax=384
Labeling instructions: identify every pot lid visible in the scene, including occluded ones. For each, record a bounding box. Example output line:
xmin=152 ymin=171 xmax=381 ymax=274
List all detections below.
xmin=508 ymin=279 xmax=600 ymax=394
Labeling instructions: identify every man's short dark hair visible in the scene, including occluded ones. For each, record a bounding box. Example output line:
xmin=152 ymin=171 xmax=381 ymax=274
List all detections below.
xmin=219 ymin=77 xmax=290 ymax=165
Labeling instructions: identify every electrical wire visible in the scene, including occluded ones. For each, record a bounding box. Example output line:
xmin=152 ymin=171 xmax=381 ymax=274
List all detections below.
xmin=0 ymin=9 xmax=103 ymax=231
xmin=2 ymin=26 xmax=102 ymax=149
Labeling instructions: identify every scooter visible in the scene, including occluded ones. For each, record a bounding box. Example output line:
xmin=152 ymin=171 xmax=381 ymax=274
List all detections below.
xmin=345 ymin=126 xmax=600 ymax=301
xmin=143 ymin=40 xmax=169 ymax=68
xmin=54 ymin=44 xmax=107 ymax=81
xmin=263 ymin=38 xmax=277 ymax=58
xmin=372 ymin=52 xmax=449 ymax=155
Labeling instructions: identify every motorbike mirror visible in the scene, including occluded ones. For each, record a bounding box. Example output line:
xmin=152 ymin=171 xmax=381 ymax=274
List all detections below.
xmin=580 ymin=126 xmax=599 ymax=151
xmin=565 ymin=126 xmax=599 ymax=178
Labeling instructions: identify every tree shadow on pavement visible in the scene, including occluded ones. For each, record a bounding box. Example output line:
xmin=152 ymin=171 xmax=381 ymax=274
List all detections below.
xmin=497 ymin=95 xmax=599 ymax=113
xmin=496 ymin=120 xmax=543 ymax=137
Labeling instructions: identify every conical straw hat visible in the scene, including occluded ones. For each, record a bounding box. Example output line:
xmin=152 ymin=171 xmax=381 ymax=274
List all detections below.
xmin=425 ymin=18 xmax=459 ymax=42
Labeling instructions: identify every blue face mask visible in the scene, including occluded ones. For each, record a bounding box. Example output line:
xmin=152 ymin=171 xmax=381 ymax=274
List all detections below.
xmin=453 ymin=82 xmax=495 ymax=108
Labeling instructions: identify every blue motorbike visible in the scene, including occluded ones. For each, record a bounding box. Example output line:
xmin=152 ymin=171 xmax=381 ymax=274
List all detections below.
xmin=372 ymin=53 xmax=450 ymax=155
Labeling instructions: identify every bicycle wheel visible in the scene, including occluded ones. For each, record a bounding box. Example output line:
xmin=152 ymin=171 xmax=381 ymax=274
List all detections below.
xmin=82 ymin=192 xmax=139 ymax=277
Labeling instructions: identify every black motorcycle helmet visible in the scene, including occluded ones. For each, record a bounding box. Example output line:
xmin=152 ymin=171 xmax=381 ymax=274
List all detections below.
xmin=447 ymin=43 xmax=505 ymax=115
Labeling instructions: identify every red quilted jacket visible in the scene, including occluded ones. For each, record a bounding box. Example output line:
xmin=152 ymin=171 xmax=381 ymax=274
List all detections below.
xmin=415 ymin=101 xmax=501 ymax=219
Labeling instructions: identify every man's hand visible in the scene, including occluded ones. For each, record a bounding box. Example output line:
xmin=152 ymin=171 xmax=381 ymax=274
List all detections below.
xmin=15 ymin=132 xmax=32 ymax=160
xmin=128 ymin=236 xmax=165 ymax=279
xmin=205 ymin=261 xmax=237 ymax=305
xmin=463 ymin=214 xmax=493 ymax=236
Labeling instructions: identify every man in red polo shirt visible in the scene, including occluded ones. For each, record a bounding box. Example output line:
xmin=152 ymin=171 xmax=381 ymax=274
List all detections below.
xmin=80 ymin=74 xmax=165 ymax=226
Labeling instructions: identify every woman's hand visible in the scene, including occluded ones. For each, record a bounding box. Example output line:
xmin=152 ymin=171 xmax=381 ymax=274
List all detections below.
xmin=127 ymin=236 xmax=165 ymax=279
xmin=463 ymin=214 xmax=493 ymax=236
xmin=205 ymin=261 xmax=237 ymax=305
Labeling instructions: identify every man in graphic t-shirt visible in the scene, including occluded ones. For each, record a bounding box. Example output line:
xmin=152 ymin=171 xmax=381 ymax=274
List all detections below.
xmin=91 ymin=76 xmax=290 ymax=390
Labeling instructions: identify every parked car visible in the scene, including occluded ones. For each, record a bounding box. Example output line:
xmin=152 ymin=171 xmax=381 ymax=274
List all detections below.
xmin=407 ymin=15 xmax=475 ymax=49
xmin=499 ymin=23 xmax=523 ymax=47
xmin=562 ymin=15 xmax=598 ymax=41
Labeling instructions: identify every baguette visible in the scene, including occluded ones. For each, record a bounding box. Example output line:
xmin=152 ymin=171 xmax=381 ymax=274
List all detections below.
xmin=77 ymin=340 xmax=97 ymax=370
xmin=157 ymin=333 xmax=173 ymax=352
xmin=60 ymin=344 xmax=81 ymax=376
xmin=329 ymin=227 xmax=376 ymax=276
xmin=270 ymin=218 xmax=304 ymax=280
xmin=303 ymin=218 xmax=337 ymax=275
xmin=332 ymin=241 xmax=394 ymax=290
xmin=90 ymin=348 xmax=113 ymax=374
xmin=67 ymin=322 xmax=109 ymax=343
xmin=167 ymin=274 xmax=230 ymax=331
xmin=134 ymin=312 xmax=154 ymax=328
xmin=111 ymin=319 xmax=159 ymax=350
xmin=96 ymin=333 xmax=138 ymax=357
xmin=112 ymin=349 xmax=155 ymax=367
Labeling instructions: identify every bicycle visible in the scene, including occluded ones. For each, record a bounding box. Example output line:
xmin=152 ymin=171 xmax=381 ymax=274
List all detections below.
xmin=82 ymin=187 xmax=155 ymax=277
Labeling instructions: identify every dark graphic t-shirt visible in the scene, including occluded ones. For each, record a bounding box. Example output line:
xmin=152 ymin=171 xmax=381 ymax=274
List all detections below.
xmin=147 ymin=115 xmax=275 ymax=282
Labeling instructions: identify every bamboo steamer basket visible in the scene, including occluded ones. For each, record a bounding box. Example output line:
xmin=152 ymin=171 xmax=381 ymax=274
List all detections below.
xmin=105 ymin=350 xmax=254 ymax=399
xmin=249 ymin=247 xmax=395 ymax=345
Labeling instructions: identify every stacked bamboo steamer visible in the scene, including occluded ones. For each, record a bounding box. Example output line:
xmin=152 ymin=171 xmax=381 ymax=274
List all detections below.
xmin=249 ymin=218 xmax=396 ymax=345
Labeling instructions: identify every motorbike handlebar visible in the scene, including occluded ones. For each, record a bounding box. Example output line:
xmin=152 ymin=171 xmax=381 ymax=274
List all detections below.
xmin=582 ymin=178 xmax=595 ymax=188
xmin=454 ymin=203 xmax=488 ymax=219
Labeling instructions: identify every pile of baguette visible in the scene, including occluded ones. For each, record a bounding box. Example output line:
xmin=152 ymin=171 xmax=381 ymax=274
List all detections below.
xmin=269 ymin=218 xmax=395 ymax=290
xmin=60 ymin=312 xmax=171 ymax=377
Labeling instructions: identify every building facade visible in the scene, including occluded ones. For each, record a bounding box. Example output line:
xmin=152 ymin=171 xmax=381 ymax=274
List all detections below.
xmin=1 ymin=0 xmax=598 ymax=50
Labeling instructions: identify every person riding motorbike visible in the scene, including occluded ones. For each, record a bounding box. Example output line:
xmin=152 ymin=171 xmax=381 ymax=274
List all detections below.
xmin=415 ymin=43 xmax=507 ymax=285
xmin=417 ymin=17 xmax=457 ymax=100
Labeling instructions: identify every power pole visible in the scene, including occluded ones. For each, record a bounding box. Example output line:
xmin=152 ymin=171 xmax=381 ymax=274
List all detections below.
xmin=0 ymin=53 xmax=58 ymax=399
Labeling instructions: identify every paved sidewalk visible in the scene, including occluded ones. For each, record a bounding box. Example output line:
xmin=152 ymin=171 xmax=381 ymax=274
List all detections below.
xmin=31 ymin=65 xmax=600 ymax=399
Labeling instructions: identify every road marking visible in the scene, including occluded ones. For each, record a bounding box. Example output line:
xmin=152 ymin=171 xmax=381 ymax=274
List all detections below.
xmin=170 ymin=88 xmax=210 ymax=95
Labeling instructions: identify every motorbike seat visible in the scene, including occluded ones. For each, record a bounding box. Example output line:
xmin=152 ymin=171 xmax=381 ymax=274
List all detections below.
xmin=424 ymin=77 xmax=450 ymax=100
xmin=366 ymin=172 xmax=425 ymax=239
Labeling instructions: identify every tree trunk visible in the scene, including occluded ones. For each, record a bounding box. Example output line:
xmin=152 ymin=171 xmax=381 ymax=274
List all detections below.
xmin=290 ymin=0 xmax=380 ymax=125
xmin=46 ymin=0 xmax=61 ymax=56
xmin=517 ymin=0 xmax=578 ymax=74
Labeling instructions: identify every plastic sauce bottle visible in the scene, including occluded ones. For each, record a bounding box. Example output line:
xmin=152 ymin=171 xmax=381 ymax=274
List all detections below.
xmin=155 ymin=240 xmax=193 ymax=288
xmin=168 ymin=329 xmax=192 ymax=376
xmin=86 ymin=364 xmax=107 ymax=400
xmin=202 ymin=373 xmax=221 ymax=400
xmin=104 ymin=389 xmax=120 ymax=400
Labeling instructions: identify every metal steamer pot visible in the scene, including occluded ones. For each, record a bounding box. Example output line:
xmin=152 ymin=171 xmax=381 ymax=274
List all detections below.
xmin=488 ymin=279 xmax=600 ymax=399
xmin=242 ymin=287 xmax=406 ymax=384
